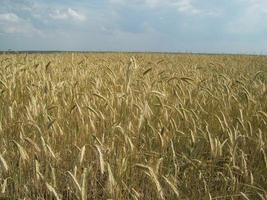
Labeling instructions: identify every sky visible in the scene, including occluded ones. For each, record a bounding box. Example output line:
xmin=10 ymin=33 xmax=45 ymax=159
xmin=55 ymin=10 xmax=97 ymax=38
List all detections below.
xmin=0 ymin=0 xmax=267 ymax=54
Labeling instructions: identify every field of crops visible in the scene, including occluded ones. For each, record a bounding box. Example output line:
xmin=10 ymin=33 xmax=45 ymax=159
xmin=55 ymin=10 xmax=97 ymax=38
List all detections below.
xmin=0 ymin=53 xmax=266 ymax=199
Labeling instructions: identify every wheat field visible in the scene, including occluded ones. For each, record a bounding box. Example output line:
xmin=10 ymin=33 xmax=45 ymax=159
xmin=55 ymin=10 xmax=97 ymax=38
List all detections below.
xmin=0 ymin=52 xmax=266 ymax=199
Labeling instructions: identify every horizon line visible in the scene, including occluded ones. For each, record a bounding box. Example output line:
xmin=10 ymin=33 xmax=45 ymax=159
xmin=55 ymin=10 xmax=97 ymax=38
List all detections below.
xmin=0 ymin=50 xmax=266 ymax=57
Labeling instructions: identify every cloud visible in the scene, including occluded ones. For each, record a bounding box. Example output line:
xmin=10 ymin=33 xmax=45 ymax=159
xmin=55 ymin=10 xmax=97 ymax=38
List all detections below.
xmin=49 ymin=8 xmax=86 ymax=21
xmin=0 ymin=0 xmax=266 ymax=53
xmin=0 ymin=13 xmax=19 ymax=22
xmin=173 ymin=0 xmax=201 ymax=15
xmin=0 ymin=12 xmax=41 ymax=35
xmin=109 ymin=0 xmax=167 ymax=7
xmin=225 ymin=0 xmax=267 ymax=35
xmin=109 ymin=0 xmax=215 ymax=15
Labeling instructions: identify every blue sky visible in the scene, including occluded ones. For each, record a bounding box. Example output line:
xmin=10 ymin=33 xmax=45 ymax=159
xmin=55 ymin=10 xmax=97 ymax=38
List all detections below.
xmin=0 ymin=0 xmax=267 ymax=53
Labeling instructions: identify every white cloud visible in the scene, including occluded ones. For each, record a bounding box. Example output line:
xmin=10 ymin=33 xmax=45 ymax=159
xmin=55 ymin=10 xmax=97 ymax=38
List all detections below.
xmin=0 ymin=13 xmax=19 ymax=22
xmin=144 ymin=0 xmax=164 ymax=8
xmin=67 ymin=8 xmax=86 ymax=21
xmin=49 ymin=8 xmax=86 ymax=21
xmin=109 ymin=0 xmax=173 ymax=7
xmin=173 ymin=0 xmax=201 ymax=15
xmin=0 ymin=12 xmax=41 ymax=35
xmin=109 ymin=0 xmax=215 ymax=15
xmin=226 ymin=0 xmax=267 ymax=34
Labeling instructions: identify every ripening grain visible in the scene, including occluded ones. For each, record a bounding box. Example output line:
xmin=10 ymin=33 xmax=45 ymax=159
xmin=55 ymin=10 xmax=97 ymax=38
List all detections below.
xmin=0 ymin=52 xmax=266 ymax=199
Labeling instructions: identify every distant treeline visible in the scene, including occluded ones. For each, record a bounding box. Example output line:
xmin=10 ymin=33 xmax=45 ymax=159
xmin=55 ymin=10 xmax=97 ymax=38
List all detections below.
xmin=0 ymin=50 xmax=266 ymax=56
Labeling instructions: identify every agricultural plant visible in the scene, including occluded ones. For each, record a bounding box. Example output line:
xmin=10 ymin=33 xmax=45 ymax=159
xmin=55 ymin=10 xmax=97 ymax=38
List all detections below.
xmin=0 ymin=52 xmax=266 ymax=199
